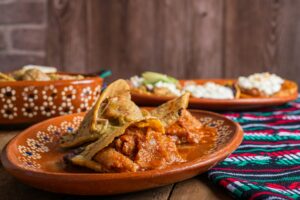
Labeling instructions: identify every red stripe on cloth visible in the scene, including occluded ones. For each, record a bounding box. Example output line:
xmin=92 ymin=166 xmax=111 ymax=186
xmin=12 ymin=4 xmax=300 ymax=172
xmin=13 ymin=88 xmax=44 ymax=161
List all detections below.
xmin=245 ymin=130 xmax=275 ymax=134
xmin=249 ymin=191 xmax=294 ymax=200
xmin=265 ymin=149 xmax=300 ymax=157
xmin=229 ymin=153 xmax=258 ymax=157
xmin=269 ymin=120 xmax=300 ymax=125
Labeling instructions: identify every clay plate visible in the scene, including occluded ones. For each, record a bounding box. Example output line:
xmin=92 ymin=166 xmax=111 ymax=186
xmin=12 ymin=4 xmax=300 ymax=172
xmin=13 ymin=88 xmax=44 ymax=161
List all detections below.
xmin=0 ymin=74 xmax=102 ymax=125
xmin=1 ymin=110 xmax=243 ymax=195
xmin=131 ymin=79 xmax=298 ymax=110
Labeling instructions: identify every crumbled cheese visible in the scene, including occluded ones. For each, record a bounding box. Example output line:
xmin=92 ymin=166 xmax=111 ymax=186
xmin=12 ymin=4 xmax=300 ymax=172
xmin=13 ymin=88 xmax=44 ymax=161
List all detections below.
xmin=130 ymin=76 xmax=144 ymax=87
xmin=145 ymin=84 xmax=154 ymax=90
xmin=237 ymin=72 xmax=284 ymax=96
xmin=183 ymin=82 xmax=234 ymax=99
xmin=154 ymin=81 xmax=182 ymax=96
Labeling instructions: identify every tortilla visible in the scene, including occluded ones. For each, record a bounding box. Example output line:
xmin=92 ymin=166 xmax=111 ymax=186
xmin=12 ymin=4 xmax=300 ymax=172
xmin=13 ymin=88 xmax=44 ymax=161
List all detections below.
xmin=60 ymin=79 xmax=144 ymax=148
xmin=150 ymin=92 xmax=190 ymax=127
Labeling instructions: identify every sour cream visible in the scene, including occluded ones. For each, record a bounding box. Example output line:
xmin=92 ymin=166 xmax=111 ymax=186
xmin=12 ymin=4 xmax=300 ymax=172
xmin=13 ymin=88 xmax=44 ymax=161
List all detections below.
xmin=237 ymin=72 xmax=284 ymax=96
xmin=183 ymin=82 xmax=234 ymax=99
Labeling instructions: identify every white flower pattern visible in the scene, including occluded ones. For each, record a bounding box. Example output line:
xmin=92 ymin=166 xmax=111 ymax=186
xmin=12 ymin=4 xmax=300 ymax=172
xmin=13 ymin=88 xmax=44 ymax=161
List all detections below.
xmin=0 ymin=87 xmax=16 ymax=102
xmin=21 ymin=102 xmax=38 ymax=118
xmin=40 ymin=101 xmax=56 ymax=117
xmin=1 ymin=103 xmax=17 ymax=119
xmin=81 ymin=87 xmax=93 ymax=101
xmin=18 ymin=157 xmax=41 ymax=169
xmin=36 ymin=131 xmax=53 ymax=144
xmin=18 ymin=145 xmax=41 ymax=160
xmin=58 ymin=101 xmax=74 ymax=115
xmin=61 ymin=85 xmax=76 ymax=102
xmin=22 ymin=87 xmax=38 ymax=102
xmin=26 ymin=138 xmax=49 ymax=152
xmin=42 ymin=85 xmax=58 ymax=101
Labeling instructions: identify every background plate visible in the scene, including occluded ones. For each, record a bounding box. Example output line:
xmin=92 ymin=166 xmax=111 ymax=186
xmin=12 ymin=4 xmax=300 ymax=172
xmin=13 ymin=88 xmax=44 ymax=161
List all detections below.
xmin=131 ymin=79 xmax=298 ymax=110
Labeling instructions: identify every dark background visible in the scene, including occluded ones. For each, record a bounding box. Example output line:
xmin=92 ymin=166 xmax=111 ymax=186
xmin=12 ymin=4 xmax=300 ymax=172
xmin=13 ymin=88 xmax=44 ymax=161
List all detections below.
xmin=0 ymin=0 xmax=300 ymax=83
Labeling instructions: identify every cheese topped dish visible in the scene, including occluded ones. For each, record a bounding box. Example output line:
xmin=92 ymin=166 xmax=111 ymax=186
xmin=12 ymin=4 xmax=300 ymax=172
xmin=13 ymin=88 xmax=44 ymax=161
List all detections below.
xmin=237 ymin=72 xmax=285 ymax=97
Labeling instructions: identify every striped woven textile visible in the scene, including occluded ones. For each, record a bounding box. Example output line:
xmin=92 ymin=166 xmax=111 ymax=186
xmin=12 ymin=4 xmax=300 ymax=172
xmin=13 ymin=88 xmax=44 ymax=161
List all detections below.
xmin=208 ymin=96 xmax=300 ymax=200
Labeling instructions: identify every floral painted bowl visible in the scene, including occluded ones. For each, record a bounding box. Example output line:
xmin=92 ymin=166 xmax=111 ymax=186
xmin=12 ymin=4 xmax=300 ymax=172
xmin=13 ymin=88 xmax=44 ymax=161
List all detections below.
xmin=0 ymin=75 xmax=102 ymax=125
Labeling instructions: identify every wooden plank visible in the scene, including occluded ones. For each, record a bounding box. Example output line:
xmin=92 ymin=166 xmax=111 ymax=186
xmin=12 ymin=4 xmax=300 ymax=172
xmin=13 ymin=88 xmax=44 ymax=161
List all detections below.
xmin=274 ymin=0 xmax=300 ymax=84
xmin=170 ymin=176 xmax=232 ymax=200
xmin=83 ymin=0 xmax=224 ymax=80
xmin=46 ymin=0 xmax=87 ymax=73
xmin=224 ymin=0 xmax=274 ymax=77
xmin=224 ymin=0 xmax=300 ymax=84
xmin=108 ymin=185 xmax=174 ymax=200
xmin=86 ymin=0 xmax=130 ymax=78
xmin=185 ymin=0 xmax=224 ymax=79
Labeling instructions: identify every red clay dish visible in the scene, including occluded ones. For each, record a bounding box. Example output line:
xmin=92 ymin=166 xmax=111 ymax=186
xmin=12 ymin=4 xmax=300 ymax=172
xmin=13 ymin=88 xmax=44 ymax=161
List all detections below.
xmin=131 ymin=79 xmax=298 ymax=110
xmin=1 ymin=110 xmax=243 ymax=195
xmin=0 ymin=75 xmax=102 ymax=125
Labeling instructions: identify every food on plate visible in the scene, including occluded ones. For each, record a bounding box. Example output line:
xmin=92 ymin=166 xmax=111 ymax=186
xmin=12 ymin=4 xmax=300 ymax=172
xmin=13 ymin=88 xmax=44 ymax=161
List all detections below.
xmin=129 ymin=71 xmax=297 ymax=99
xmin=0 ymin=72 xmax=16 ymax=81
xmin=129 ymin=72 xmax=239 ymax=99
xmin=61 ymin=79 xmax=216 ymax=172
xmin=237 ymin=72 xmax=297 ymax=98
xmin=0 ymin=65 xmax=84 ymax=81
xmin=130 ymin=72 xmax=182 ymax=97
xmin=183 ymin=81 xmax=240 ymax=99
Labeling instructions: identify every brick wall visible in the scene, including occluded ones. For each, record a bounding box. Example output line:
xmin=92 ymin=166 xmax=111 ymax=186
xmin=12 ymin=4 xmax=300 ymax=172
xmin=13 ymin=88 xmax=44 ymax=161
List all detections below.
xmin=0 ymin=0 xmax=47 ymax=72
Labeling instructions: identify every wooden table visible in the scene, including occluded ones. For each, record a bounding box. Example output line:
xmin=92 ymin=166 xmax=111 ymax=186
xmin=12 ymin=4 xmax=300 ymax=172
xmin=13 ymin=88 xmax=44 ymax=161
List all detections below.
xmin=0 ymin=130 xmax=232 ymax=200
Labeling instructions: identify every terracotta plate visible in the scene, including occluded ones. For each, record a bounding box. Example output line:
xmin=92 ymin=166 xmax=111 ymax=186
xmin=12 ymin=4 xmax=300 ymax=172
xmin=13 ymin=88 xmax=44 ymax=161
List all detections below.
xmin=131 ymin=79 xmax=298 ymax=110
xmin=1 ymin=110 xmax=243 ymax=195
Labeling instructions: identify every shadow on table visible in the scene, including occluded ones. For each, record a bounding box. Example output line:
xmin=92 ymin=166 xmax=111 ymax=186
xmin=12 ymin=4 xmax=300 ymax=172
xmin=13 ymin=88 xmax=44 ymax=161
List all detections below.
xmin=0 ymin=165 xmax=233 ymax=200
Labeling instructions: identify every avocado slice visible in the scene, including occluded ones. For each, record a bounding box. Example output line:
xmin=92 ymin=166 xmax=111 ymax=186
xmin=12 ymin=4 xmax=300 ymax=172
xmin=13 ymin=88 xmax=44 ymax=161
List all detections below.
xmin=142 ymin=71 xmax=178 ymax=84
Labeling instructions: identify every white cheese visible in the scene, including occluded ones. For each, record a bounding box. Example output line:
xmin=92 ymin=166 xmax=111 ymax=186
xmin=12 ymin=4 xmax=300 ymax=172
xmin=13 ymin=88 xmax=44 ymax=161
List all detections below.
xmin=154 ymin=81 xmax=182 ymax=96
xmin=183 ymin=82 xmax=234 ymax=99
xmin=237 ymin=72 xmax=284 ymax=96
xmin=130 ymin=76 xmax=144 ymax=88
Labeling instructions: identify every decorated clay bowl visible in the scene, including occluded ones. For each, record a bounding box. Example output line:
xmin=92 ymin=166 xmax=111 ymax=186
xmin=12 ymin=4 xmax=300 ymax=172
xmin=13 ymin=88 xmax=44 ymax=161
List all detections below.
xmin=1 ymin=110 xmax=243 ymax=195
xmin=0 ymin=75 xmax=102 ymax=125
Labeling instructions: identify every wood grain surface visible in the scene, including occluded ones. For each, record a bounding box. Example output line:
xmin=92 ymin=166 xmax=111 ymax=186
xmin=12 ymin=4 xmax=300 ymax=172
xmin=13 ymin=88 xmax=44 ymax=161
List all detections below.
xmin=46 ymin=0 xmax=300 ymax=84
xmin=0 ymin=130 xmax=232 ymax=200
xmin=46 ymin=0 xmax=223 ymax=80
xmin=224 ymin=0 xmax=300 ymax=83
